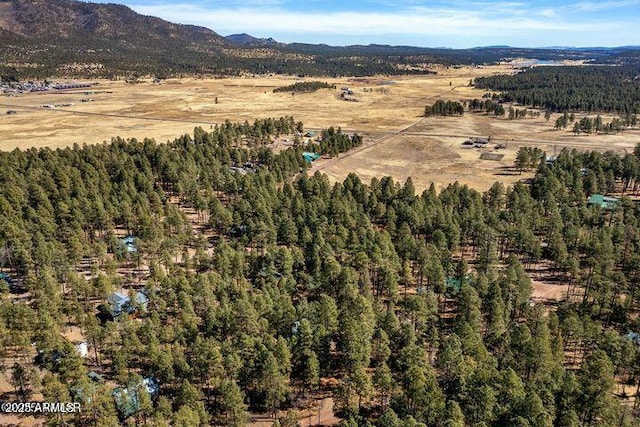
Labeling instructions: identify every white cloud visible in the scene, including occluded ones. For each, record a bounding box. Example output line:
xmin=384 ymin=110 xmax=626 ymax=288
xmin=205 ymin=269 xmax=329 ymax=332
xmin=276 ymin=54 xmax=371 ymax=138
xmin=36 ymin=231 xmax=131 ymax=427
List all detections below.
xmin=567 ymin=0 xmax=640 ymax=12
xmin=540 ymin=8 xmax=556 ymax=17
xmin=125 ymin=1 xmax=640 ymax=47
xmin=131 ymin=3 xmax=614 ymax=33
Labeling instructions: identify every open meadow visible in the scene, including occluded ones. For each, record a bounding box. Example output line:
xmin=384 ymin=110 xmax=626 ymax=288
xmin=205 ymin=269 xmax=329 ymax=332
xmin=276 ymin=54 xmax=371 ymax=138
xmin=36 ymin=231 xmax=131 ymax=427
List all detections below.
xmin=2 ymin=64 xmax=638 ymax=193
xmin=0 ymin=66 xmax=500 ymax=151
xmin=311 ymin=104 xmax=640 ymax=192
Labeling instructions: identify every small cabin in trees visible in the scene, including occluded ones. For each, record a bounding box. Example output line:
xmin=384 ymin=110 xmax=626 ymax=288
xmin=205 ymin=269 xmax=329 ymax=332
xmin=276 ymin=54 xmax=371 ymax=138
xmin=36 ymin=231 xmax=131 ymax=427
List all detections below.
xmin=446 ymin=275 xmax=472 ymax=293
xmin=105 ymin=292 xmax=129 ymax=318
xmin=100 ymin=290 xmax=149 ymax=320
xmin=75 ymin=342 xmax=89 ymax=358
xmin=229 ymin=166 xmax=248 ymax=175
xmin=416 ymin=276 xmax=471 ymax=295
xmin=625 ymin=332 xmax=640 ymax=346
xmin=120 ymin=235 xmax=138 ymax=254
xmin=88 ymin=371 xmax=103 ymax=382
xmin=35 ymin=348 xmax=64 ymax=369
xmin=113 ymin=377 xmax=159 ymax=419
xmin=229 ymin=224 xmax=247 ymax=238
xmin=0 ymin=272 xmax=14 ymax=292
xmin=588 ymin=194 xmax=619 ymax=210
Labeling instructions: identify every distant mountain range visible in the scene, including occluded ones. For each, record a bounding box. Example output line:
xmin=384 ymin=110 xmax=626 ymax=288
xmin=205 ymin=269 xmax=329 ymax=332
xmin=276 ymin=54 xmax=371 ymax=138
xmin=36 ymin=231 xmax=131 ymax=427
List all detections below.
xmin=538 ymin=46 xmax=640 ymax=51
xmin=225 ymin=33 xmax=281 ymax=47
xmin=0 ymin=0 xmax=233 ymax=77
xmin=0 ymin=0 xmax=225 ymax=43
xmin=0 ymin=0 xmax=639 ymax=79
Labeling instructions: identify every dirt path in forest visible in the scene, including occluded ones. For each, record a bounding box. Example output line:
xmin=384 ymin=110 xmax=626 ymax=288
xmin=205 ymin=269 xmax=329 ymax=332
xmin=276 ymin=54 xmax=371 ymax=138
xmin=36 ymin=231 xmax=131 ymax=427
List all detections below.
xmin=298 ymin=397 xmax=341 ymax=427
xmin=249 ymin=397 xmax=341 ymax=427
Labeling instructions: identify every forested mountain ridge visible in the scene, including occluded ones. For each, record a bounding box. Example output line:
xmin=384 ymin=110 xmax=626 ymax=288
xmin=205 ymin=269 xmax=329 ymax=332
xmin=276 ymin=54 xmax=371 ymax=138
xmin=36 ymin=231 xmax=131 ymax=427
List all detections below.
xmin=3 ymin=117 xmax=640 ymax=425
xmin=225 ymin=33 xmax=281 ymax=46
xmin=474 ymin=65 xmax=640 ymax=114
xmin=1 ymin=0 xmax=640 ymax=79
xmin=0 ymin=0 xmax=234 ymax=77
xmin=0 ymin=0 xmax=225 ymax=43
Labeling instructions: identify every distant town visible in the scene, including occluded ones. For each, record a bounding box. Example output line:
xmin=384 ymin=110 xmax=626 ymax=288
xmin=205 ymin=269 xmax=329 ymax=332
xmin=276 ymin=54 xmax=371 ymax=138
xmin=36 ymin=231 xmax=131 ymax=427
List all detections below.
xmin=1 ymin=80 xmax=94 ymax=95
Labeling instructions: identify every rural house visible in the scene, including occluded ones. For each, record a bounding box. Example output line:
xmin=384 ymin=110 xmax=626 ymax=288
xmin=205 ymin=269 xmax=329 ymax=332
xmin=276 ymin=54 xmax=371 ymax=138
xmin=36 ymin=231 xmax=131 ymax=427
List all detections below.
xmin=101 ymin=290 xmax=149 ymax=320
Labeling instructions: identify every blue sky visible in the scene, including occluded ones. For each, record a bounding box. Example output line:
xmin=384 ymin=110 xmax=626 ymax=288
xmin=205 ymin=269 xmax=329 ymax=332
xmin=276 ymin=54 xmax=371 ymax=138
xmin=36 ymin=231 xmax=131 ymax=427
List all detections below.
xmin=92 ymin=0 xmax=640 ymax=48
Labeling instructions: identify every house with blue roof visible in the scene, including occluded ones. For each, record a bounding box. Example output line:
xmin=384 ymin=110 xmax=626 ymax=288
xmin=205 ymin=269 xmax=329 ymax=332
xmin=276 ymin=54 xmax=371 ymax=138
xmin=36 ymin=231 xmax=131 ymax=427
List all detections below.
xmin=102 ymin=290 xmax=149 ymax=320
xmin=120 ymin=236 xmax=138 ymax=254
xmin=106 ymin=292 xmax=128 ymax=317
xmin=625 ymin=332 xmax=640 ymax=346
xmin=113 ymin=377 xmax=159 ymax=419
xmin=0 ymin=272 xmax=12 ymax=291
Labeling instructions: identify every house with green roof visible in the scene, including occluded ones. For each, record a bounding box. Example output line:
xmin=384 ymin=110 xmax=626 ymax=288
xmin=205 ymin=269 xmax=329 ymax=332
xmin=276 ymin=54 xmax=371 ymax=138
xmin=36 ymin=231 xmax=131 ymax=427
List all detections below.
xmin=416 ymin=275 xmax=471 ymax=295
xmin=446 ymin=275 xmax=472 ymax=293
xmin=588 ymin=194 xmax=619 ymax=210
xmin=302 ymin=152 xmax=321 ymax=163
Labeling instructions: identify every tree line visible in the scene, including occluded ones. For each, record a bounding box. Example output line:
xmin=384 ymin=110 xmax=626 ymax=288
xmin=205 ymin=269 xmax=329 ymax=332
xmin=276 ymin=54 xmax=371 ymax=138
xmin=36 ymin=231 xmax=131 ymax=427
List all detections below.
xmin=424 ymin=100 xmax=465 ymax=117
xmin=554 ymin=112 xmax=637 ymax=134
xmin=474 ymin=65 xmax=640 ymax=114
xmin=466 ymin=98 xmax=506 ymax=116
xmin=273 ymin=81 xmax=336 ymax=93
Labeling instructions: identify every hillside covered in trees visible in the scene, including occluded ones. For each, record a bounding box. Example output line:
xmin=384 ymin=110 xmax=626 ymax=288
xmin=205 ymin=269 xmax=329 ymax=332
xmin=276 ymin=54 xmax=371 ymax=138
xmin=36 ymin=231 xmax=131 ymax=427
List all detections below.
xmin=4 ymin=118 xmax=640 ymax=426
xmin=1 ymin=0 xmax=640 ymax=79
xmin=474 ymin=65 xmax=640 ymax=114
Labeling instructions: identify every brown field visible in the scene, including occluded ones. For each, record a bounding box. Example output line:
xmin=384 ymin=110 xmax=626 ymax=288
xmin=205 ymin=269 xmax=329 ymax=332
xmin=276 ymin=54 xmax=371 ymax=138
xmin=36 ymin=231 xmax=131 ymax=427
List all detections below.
xmin=311 ymin=114 xmax=640 ymax=193
xmin=2 ymin=64 xmax=639 ymax=192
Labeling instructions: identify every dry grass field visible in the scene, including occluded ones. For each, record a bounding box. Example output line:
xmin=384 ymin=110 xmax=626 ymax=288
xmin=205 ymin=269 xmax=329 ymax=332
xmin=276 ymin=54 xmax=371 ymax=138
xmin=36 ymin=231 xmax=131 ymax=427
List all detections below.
xmin=1 ymin=64 xmax=639 ymax=194
xmin=311 ymin=109 xmax=640 ymax=192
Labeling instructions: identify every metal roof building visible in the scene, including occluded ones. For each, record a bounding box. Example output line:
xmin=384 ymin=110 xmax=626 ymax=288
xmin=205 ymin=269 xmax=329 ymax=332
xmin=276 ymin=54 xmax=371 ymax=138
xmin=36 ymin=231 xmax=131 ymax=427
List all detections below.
xmin=588 ymin=194 xmax=619 ymax=210
xmin=121 ymin=236 xmax=138 ymax=254
xmin=105 ymin=291 xmax=149 ymax=318
xmin=302 ymin=152 xmax=321 ymax=163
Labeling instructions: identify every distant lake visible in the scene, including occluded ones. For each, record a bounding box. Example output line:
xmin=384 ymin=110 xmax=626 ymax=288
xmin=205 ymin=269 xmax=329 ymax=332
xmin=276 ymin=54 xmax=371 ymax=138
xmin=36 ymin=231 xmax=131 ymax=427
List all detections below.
xmin=510 ymin=59 xmax=569 ymax=67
